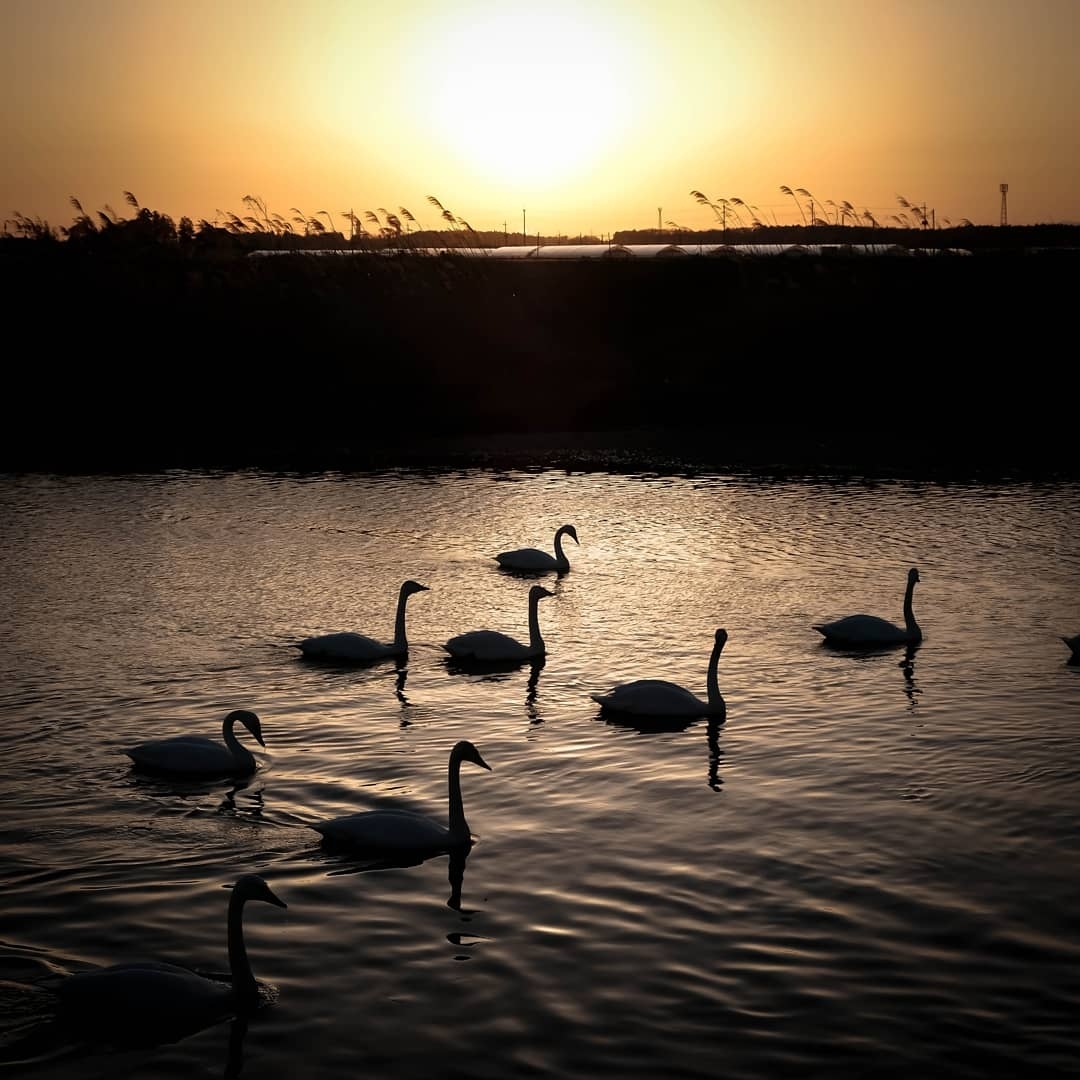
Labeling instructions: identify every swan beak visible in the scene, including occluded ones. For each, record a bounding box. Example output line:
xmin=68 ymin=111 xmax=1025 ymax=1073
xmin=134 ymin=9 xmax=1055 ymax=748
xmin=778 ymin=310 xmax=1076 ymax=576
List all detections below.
xmin=475 ymin=752 xmax=493 ymax=772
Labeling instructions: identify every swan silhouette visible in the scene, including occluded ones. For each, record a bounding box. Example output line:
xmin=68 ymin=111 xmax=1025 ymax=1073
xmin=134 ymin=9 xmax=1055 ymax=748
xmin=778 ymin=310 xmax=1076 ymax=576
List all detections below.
xmin=592 ymin=628 xmax=728 ymax=718
xmin=495 ymin=524 xmax=579 ymax=572
xmin=126 ymin=709 xmax=266 ymax=776
xmin=1063 ymin=634 xmax=1080 ymax=665
xmin=444 ymin=584 xmax=554 ymax=663
xmin=56 ymin=874 xmax=286 ymax=1045
xmin=296 ymin=579 xmax=430 ymax=662
xmin=313 ymin=740 xmax=492 ymax=856
xmin=813 ymin=567 xmax=922 ymax=648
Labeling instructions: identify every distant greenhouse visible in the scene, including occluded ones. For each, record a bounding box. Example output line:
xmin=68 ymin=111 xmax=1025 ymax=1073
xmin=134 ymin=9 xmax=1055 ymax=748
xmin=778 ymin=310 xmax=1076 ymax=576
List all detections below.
xmin=250 ymin=242 xmax=971 ymax=259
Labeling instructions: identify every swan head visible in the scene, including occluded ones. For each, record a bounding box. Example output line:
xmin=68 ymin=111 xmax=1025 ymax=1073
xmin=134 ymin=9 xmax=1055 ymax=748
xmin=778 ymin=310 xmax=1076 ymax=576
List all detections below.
xmin=529 ymin=585 xmax=555 ymax=603
xmin=558 ymin=524 xmax=580 ymax=546
xmin=714 ymin=628 xmax=729 ymax=650
xmin=908 ymin=567 xmax=920 ymax=586
xmin=401 ymin=580 xmax=430 ymax=598
xmin=229 ymin=710 xmax=266 ymax=748
xmin=224 ymin=873 xmax=288 ymax=910
xmin=452 ymin=740 xmax=493 ymax=772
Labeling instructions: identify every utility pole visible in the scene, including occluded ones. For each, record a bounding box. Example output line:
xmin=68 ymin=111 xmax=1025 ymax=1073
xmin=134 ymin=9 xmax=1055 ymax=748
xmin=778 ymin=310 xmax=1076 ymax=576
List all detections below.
xmin=1000 ymin=183 xmax=1009 ymax=226
xmin=522 ymin=209 xmax=526 ymax=245
xmin=658 ymin=207 xmax=662 ymax=236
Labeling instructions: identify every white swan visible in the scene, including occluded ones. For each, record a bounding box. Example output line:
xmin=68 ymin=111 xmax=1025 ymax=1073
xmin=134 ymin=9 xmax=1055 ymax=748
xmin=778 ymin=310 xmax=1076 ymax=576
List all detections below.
xmin=297 ymin=579 xmax=429 ymax=662
xmin=1063 ymin=634 xmax=1080 ymax=665
xmin=313 ymin=740 xmax=492 ymax=855
xmin=591 ymin=628 xmax=728 ymax=717
xmin=56 ymin=874 xmax=286 ymax=1041
xmin=495 ymin=524 xmax=579 ymax=572
xmin=813 ymin=567 xmax=922 ymax=648
xmin=126 ymin=709 xmax=266 ymax=776
xmin=444 ymin=584 xmax=554 ymax=662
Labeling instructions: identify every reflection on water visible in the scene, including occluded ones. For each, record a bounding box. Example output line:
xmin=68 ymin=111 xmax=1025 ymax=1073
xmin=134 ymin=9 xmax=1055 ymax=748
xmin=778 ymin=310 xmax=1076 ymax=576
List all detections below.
xmin=707 ymin=716 xmax=724 ymax=791
xmin=1 ymin=469 xmax=1079 ymax=1079
xmin=900 ymin=644 xmax=920 ymax=711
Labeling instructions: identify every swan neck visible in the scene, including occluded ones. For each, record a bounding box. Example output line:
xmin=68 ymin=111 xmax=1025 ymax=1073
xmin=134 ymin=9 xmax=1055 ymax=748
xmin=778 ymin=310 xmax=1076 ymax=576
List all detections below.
xmin=903 ymin=579 xmax=921 ymax=637
xmin=227 ymin=892 xmax=257 ymax=1002
xmin=527 ymin=595 xmax=545 ymax=651
xmin=393 ymin=590 xmax=410 ymax=648
xmin=706 ymin=643 xmax=723 ymax=711
xmin=223 ymin=715 xmax=245 ymax=759
xmin=447 ymin=755 xmax=468 ymax=840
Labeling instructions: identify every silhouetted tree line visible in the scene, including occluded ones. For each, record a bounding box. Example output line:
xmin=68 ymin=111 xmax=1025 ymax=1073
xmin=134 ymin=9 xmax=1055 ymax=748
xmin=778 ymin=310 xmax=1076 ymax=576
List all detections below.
xmin=5 ymin=191 xmax=1080 ymax=255
xmin=2 ymin=194 xmax=1077 ymax=475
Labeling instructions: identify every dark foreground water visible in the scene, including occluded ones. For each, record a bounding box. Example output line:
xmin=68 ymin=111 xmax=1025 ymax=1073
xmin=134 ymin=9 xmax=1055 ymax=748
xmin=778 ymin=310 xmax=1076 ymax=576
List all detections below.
xmin=1 ymin=467 xmax=1079 ymax=1079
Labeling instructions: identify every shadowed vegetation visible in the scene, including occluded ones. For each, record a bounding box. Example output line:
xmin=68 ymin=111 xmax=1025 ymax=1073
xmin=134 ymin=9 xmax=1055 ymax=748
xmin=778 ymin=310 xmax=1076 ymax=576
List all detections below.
xmin=1 ymin=192 xmax=1077 ymax=477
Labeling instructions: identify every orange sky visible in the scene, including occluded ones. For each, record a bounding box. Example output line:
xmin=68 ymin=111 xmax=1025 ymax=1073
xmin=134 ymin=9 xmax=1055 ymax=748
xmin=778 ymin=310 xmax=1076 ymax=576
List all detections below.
xmin=4 ymin=0 xmax=1079 ymax=237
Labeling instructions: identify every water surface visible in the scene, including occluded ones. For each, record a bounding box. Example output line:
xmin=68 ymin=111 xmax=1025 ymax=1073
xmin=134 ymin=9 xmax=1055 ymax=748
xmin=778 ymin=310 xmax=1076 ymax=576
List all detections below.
xmin=1 ymin=468 xmax=1079 ymax=1078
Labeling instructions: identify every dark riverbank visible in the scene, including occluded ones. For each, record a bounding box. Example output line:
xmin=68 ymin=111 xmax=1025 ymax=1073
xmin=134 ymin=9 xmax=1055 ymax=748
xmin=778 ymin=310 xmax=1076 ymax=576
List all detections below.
xmin=4 ymin=245 xmax=1076 ymax=479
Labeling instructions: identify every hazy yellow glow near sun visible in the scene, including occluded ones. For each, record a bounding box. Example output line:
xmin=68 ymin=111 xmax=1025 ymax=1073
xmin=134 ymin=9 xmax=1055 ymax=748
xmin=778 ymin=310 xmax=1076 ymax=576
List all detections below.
xmin=412 ymin=4 xmax=644 ymax=189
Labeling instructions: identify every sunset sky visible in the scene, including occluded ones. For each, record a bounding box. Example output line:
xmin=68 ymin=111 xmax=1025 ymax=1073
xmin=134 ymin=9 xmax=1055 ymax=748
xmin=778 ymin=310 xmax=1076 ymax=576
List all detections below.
xmin=5 ymin=0 xmax=1079 ymax=239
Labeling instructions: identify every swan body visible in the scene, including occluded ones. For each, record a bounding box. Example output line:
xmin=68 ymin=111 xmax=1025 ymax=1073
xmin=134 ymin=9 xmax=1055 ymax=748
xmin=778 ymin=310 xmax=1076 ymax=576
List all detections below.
xmin=1063 ymin=634 xmax=1080 ymax=665
xmin=592 ymin=628 xmax=728 ymax=718
xmin=314 ymin=740 xmax=492 ymax=855
xmin=126 ymin=709 xmax=266 ymax=776
xmin=297 ymin=580 xmax=429 ymax=662
xmin=444 ymin=584 xmax=554 ymax=662
xmin=495 ymin=524 xmax=579 ymax=572
xmin=813 ymin=567 xmax=922 ymax=648
xmin=56 ymin=874 xmax=286 ymax=1040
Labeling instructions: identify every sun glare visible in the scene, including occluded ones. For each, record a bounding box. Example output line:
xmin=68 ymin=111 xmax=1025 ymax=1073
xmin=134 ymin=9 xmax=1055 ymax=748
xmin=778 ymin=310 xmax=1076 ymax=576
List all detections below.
xmin=410 ymin=4 xmax=643 ymax=189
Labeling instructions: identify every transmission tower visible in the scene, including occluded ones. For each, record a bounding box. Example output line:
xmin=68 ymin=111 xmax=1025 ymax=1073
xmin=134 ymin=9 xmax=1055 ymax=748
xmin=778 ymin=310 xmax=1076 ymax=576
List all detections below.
xmin=1000 ymin=183 xmax=1009 ymax=226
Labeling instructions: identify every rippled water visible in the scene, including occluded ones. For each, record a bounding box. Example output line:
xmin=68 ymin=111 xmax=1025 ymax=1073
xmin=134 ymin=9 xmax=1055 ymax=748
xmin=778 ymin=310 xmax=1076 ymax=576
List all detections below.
xmin=1 ymin=468 xmax=1079 ymax=1079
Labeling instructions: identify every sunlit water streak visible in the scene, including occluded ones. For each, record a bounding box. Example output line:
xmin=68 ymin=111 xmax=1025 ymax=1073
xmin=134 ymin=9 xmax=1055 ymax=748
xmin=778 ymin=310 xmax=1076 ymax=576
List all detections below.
xmin=1 ymin=469 xmax=1079 ymax=1078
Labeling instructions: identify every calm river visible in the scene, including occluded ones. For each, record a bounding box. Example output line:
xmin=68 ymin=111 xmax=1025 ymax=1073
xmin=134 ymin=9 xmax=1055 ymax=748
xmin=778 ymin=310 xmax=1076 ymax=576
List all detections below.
xmin=1 ymin=467 xmax=1079 ymax=1079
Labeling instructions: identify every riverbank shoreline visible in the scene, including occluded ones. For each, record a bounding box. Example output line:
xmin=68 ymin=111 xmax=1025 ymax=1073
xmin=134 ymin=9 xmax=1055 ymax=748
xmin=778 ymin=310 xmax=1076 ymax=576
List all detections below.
xmin=4 ymin=425 xmax=1072 ymax=482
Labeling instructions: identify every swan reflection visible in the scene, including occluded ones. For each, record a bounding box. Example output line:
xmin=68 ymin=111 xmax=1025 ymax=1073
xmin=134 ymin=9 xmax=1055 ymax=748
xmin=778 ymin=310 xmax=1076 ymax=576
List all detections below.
xmin=394 ymin=663 xmax=412 ymax=715
xmin=525 ymin=660 xmax=544 ymax=724
xmin=218 ymin=783 xmax=265 ymax=818
xmin=446 ymin=846 xmax=471 ymax=911
xmin=443 ymin=655 xmax=546 ymax=723
xmin=597 ymin=707 xmax=727 ymax=791
xmin=899 ymin=644 xmax=921 ymax=711
xmin=130 ymin=768 xmax=264 ymax=809
xmin=707 ymin=716 xmax=724 ymax=791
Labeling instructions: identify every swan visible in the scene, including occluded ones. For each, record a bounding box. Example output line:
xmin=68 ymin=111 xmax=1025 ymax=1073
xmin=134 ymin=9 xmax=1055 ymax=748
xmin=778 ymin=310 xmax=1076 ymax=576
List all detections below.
xmin=126 ymin=709 xmax=266 ymax=776
xmin=444 ymin=584 xmax=554 ymax=662
xmin=495 ymin=524 xmax=579 ymax=572
xmin=591 ymin=628 xmax=728 ymax=718
xmin=56 ymin=874 xmax=286 ymax=1042
xmin=313 ymin=740 xmax=492 ymax=855
xmin=813 ymin=567 xmax=922 ymax=648
xmin=296 ymin=579 xmax=429 ymax=662
xmin=1063 ymin=634 xmax=1080 ymax=665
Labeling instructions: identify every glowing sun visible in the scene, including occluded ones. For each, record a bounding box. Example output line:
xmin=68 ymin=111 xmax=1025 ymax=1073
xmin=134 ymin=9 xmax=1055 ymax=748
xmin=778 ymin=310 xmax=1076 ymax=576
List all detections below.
xmin=411 ymin=4 xmax=644 ymax=188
